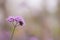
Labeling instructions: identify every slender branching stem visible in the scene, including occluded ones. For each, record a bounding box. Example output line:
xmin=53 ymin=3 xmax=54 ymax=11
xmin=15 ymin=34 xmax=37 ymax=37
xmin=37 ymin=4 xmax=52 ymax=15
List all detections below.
xmin=10 ymin=24 xmax=16 ymax=40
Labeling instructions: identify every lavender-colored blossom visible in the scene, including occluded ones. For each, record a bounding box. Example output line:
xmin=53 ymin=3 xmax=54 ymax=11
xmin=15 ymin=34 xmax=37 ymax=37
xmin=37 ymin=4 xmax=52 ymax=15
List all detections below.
xmin=7 ymin=16 xmax=25 ymax=26
xmin=6 ymin=16 xmax=25 ymax=26
xmin=6 ymin=16 xmax=25 ymax=40
xmin=14 ymin=16 xmax=22 ymax=22
xmin=6 ymin=16 xmax=14 ymax=22
xmin=15 ymin=16 xmax=25 ymax=26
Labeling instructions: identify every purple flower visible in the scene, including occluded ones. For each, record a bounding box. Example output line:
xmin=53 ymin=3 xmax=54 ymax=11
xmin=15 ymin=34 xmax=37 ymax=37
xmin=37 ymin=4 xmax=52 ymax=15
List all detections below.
xmin=15 ymin=16 xmax=25 ymax=26
xmin=6 ymin=16 xmax=14 ymax=22
xmin=0 ymin=30 xmax=10 ymax=40
xmin=3 ymin=31 xmax=10 ymax=40
xmin=6 ymin=16 xmax=25 ymax=40
xmin=14 ymin=16 xmax=22 ymax=22
xmin=6 ymin=16 xmax=25 ymax=26
xmin=29 ymin=37 xmax=38 ymax=40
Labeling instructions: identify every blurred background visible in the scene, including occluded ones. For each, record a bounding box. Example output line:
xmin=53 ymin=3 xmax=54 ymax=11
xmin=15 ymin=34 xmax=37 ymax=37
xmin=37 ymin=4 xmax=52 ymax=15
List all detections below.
xmin=0 ymin=0 xmax=60 ymax=40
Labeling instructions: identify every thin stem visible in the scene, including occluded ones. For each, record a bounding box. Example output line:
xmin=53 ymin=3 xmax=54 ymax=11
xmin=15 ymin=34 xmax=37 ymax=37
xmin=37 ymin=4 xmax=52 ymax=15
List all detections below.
xmin=10 ymin=25 xmax=16 ymax=40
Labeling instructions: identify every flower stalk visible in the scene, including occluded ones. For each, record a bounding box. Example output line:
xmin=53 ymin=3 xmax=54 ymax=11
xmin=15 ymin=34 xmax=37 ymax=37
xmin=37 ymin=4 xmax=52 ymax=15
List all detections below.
xmin=10 ymin=25 xmax=16 ymax=40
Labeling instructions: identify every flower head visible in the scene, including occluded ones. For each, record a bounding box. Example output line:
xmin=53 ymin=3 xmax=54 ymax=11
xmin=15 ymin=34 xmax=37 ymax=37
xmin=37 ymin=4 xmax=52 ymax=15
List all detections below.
xmin=14 ymin=16 xmax=22 ymax=22
xmin=6 ymin=16 xmax=25 ymax=26
xmin=15 ymin=16 xmax=25 ymax=26
xmin=6 ymin=16 xmax=14 ymax=22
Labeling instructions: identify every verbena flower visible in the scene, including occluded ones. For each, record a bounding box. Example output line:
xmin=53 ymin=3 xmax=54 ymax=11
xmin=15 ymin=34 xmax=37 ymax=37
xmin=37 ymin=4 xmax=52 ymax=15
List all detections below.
xmin=6 ymin=16 xmax=14 ymax=22
xmin=6 ymin=16 xmax=25 ymax=40
xmin=6 ymin=16 xmax=25 ymax=26
xmin=14 ymin=16 xmax=25 ymax=26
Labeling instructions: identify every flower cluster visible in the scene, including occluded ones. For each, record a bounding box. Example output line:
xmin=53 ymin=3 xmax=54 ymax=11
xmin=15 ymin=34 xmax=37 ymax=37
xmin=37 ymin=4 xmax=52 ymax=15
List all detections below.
xmin=6 ymin=16 xmax=25 ymax=40
xmin=7 ymin=16 xmax=25 ymax=26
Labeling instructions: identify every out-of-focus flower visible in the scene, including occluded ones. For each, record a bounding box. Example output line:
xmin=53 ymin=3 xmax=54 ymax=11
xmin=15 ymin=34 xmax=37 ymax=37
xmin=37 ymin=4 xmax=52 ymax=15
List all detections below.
xmin=6 ymin=16 xmax=25 ymax=26
xmin=14 ymin=16 xmax=25 ymax=26
xmin=6 ymin=16 xmax=14 ymax=22
xmin=6 ymin=16 xmax=25 ymax=40
xmin=3 ymin=30 xmax=10 ymax=40
xmin=14 ymin=16 xmax=23 ymax=22
xmin=29 ymin=36 xmax=38 ymax=40
xmin=0 ymin=30 xmax=10 ymax=40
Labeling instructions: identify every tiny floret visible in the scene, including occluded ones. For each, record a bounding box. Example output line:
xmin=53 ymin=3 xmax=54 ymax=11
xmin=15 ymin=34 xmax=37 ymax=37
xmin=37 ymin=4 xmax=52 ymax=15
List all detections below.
xmin=6 ymin=16 xmax=14 ymax=22
xmin=15 ymin=16 xmax=25 ymax=26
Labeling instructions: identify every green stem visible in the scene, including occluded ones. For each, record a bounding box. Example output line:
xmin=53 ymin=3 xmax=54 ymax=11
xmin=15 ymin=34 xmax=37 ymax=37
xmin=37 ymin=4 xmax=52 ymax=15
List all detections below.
xmin=10 ymin=25 xmax=16 ymax=40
